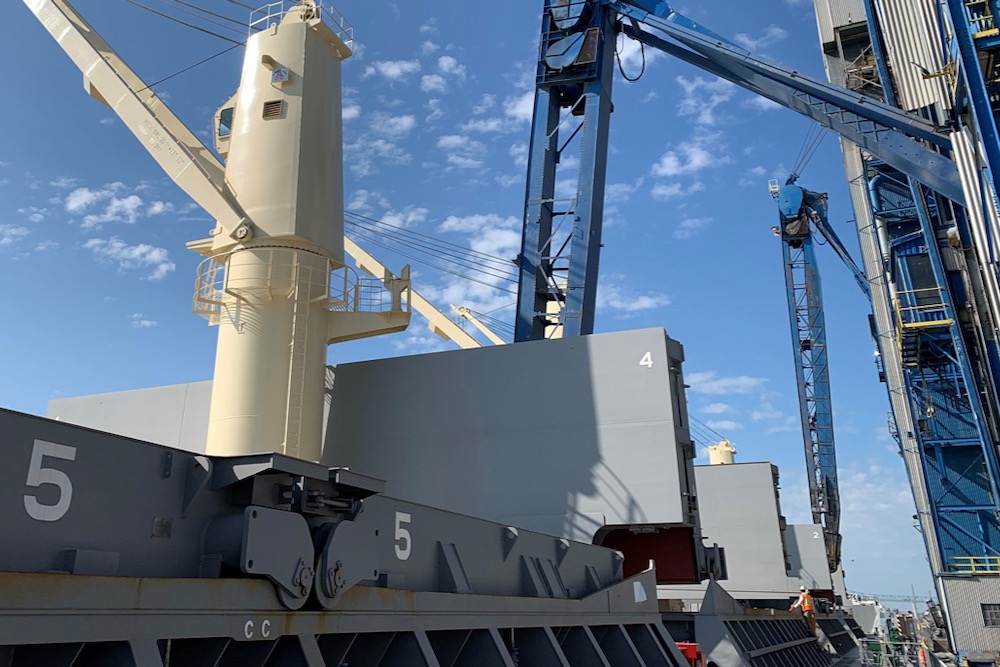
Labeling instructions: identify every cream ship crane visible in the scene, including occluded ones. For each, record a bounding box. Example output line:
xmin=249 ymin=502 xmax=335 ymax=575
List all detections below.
xmin=26 ymin=0 xmax=413 ymax=461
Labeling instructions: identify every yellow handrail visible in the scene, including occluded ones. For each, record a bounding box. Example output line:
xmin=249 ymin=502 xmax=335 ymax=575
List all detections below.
xmin=947 ymin=555 xmax=1000 ymax=574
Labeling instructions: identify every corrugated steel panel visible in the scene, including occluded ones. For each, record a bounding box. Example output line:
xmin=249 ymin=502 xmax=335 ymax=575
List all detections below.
xmin=951 ymin=128 xmax=1000 ymax=339
xmin=813 ymin=0 xmax=867 ymax=44
xmin=874 ymin=0 xmax=951 ymax=111
xmin=942 ymin=577 xmax=1000 ymax=652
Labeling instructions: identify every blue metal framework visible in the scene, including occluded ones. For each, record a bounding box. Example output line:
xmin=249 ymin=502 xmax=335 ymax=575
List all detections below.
xmin=514 ymin=1 xmax=617 ymax=341
xmin=773 ymin=183 xmax=867 ymax=573
xmin=862 ymin=163 xmax=1000 ymax=567
xmin=515 ymin=0 xmax=968 ymax=341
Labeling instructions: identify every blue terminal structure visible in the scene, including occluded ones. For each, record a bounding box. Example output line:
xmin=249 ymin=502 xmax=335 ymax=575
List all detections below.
xmin=515 ymin=0 xmax=1000 ymax=654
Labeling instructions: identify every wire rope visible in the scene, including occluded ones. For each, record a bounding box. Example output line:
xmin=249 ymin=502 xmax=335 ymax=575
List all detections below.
xmin=345 ymin=211 xmax=516 ymax=269
xmin=125 ymin=0 xmax=245 ymax=45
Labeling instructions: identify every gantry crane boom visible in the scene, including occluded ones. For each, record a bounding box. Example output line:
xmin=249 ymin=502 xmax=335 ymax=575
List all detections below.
xmin=515 ymin=0 xmax=964 ymax=341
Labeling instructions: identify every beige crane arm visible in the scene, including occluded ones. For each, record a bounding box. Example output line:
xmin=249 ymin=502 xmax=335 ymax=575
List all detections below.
xmin=343 ymin=237 xmax=482 ymax=349
xmin=452 ymin=305 xmax=507 ymax=346
xmin=25 ymin=0 xmax=248 ymax=238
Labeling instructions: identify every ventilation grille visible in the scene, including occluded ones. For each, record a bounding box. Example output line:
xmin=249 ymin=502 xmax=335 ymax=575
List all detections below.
xmin=262 ymin=100 xmax=283 ymax=120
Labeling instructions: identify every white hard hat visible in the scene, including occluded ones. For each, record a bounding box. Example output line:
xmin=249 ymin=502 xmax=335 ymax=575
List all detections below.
xmin=799 ymin=586 xmax=806 ymax=591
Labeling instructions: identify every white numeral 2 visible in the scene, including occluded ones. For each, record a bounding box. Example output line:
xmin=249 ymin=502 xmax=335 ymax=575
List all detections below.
xmin=24 ymin=439 xmax=77 ymax=522
xmin=394 ymin=511 xmax=412 ymax=560
xmin=639 ymin=351 xmax=653 ymax=368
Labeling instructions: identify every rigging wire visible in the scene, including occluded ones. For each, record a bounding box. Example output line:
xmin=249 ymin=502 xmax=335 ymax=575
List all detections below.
xmin=151 ymin=0 xmax=247 ymax=37
xmin=165 ymin=0 xmax=249 ymax=29
xmin=790 ymin=124 xmax=828 ymax=180
xmin=138 ymin=43 xmax=243 ymax=93
xmin=222 ymin=0 xmax=256 ymax=10
xmin=345 ymin=230 xmax=518 ymax=294
xmin=125 ymin=0 xmax=245 ymax=45
xmin=345 ymin=221 xmax=518 ymax=284
xmin=345 ymin=211 xmax=516 ymax=269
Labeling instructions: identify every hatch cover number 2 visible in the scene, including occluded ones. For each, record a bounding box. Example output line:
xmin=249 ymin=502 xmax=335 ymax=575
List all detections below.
xmin=23 ymin=439 xmax=77 ymax=522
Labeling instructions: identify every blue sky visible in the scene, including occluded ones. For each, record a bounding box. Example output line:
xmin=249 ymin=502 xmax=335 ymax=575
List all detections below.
xmin=1 ymin=1 xmax=932 ymax=596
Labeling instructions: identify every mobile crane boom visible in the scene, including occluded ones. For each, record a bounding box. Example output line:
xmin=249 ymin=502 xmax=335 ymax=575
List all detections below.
xmin=771 ymin=179 xmax=871 ymax=573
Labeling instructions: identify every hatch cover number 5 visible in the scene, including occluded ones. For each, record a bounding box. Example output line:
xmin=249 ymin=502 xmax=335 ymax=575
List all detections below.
xmin=23 ymin=439 xmax=77 ymax=522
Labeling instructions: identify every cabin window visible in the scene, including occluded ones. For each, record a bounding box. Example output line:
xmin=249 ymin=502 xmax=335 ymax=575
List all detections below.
xmin=218 ymin=107 xmax=234 ymax=137
xmin=983 ymin=603 xmax=1000 ymax=627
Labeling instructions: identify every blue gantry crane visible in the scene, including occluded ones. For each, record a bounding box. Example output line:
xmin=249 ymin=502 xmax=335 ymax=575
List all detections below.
xmin=515 ymin=0 xmax=1000 ymax=653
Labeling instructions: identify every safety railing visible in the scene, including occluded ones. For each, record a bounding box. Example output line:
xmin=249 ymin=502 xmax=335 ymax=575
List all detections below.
xmin=946 ymin=554 xmax=1000 ymax=574
xmin=894 ymin=288 xmax=953 ymax=331
xmin=192 ymin=249 xmax=409 ymax=323
xmin=249 ymin=1 xmax=353 ymax=50
xmin=965 ymin=0 xmax=999 ymax=39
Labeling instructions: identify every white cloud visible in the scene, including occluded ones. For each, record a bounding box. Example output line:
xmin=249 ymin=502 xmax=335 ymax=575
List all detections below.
xmin=147 ymin=201 xmax=173 ymax=216
xmin=35 ymin=240 xmax=58 ymax=252
xmin=674 ymin=217 xmax=712 ymax=240
xmin=652 ymin=182 xmax=705 ymax=201
xmin=426 ymin=99 xmax=444 ymax=123
xmin=0 ymin=225 xmax=29 ymax=246
xmin=462 ymin=117 xmax=506 ymax=133
xmin=362 ymin=59 xmax=420 ymax=82
xmin=420 ymin=41 xmax=439 ymax=55
xmin=438 ymin=55 xmax=466 ymax=79
xmin=751 ymin=401 xmax=784 ymax=421
xmin=744 ymin=95 xmax=781 ymax=112
xmin=473 ymin=94 xmax=496 ymax=114
xmin=676 ymin=76 xmax=736 ymax=126
xmin=597 ymin=277 xmax=671 ymax=313
xmin=419 ymin=18 xmax=437 ymax=33
xmin=49 ymin=177 xmax=78 ymax=189
xmin=345 ymin=137 xmax=412 ymax=176
xmin=705 ymin=419 xmax=743 ymax=431
xmin=347 ymin=189 xmax=390 ymax=213
xmin=371 ymin=113 xmax=417 ymax=137
xmin=652 ymin=132 xmax=728 ymax=177
xmin=343 ymin=104 xmax=361 ymax=121
xmin=505 ymin=92 xmax=534 ymax=123
xmin=82 ymin=194 xmax=143 ymax=228
xmin=734 ymin=24 xmax=788 ymax=51
xmin=131 ymin=313 xmax=158 ymax=328
xmin=65 ymin=186 xmax=109 ymax=213
xmin=437 ymin=134 xmax=486 ymax=170
xmin=82 ymin=237 xmax=176 ymax=280
xmin=446 ymin=154 xmax=483 ymax=169
xmin=686 ymin=370 xmax=767 ymax=395
xmin=497 ymin=147 xmax=523 ymax=176
xmin=382 ymin=206 xmax=429 ymax=228
xmin=99 ymin=117 xmax=115 ymax=126
xmin=420 ymin=74 xmax=447 ymax=93
xmin=438 ymin=213 xmax=519 ymax=234
xmin=700 ymin=402 xmax=733 ymax=414
xmin=18 ymin=206 xmax=47 ymax=223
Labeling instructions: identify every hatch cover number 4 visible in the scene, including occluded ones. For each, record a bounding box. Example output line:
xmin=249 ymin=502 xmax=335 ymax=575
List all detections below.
xmin=23 ymin=439 xmax=77 ymax=522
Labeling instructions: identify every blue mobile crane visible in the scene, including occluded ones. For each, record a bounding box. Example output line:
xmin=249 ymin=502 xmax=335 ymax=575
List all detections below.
xmin=514 ymin=0 xmax=1000 ymax=650
xmin=770 ymin=177 xmax=871 ymax=573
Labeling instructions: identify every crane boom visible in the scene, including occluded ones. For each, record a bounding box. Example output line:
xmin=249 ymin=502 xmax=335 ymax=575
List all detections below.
xmin=772 ymin=182 xmax=853 ymax=573
xmin=25 ymin=0 xmax=249 ymax=242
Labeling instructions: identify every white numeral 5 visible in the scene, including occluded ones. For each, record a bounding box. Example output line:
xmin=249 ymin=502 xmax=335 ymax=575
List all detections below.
xmin=24 ymin=439 xmax=77 ymax=522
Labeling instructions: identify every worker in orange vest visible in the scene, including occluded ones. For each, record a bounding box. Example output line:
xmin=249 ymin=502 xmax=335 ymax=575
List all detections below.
xmin=790 ymin=586 xmax=817 ymax=635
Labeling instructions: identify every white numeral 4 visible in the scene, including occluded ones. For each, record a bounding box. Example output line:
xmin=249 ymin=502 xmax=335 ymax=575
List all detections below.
xmin=24 ymin=439 xmax=77 ymax=522
xmin=639 ymin=351 xmax=653 ymax=368
xmin=394 ymin=511 xmax=412 ymax=560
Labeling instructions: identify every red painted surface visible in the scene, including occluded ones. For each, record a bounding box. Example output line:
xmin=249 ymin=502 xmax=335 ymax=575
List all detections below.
xmin=597 ymin=526 xmax=699 ymax=584
xmin=675 ymin=642 xmax=702 ymax=666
